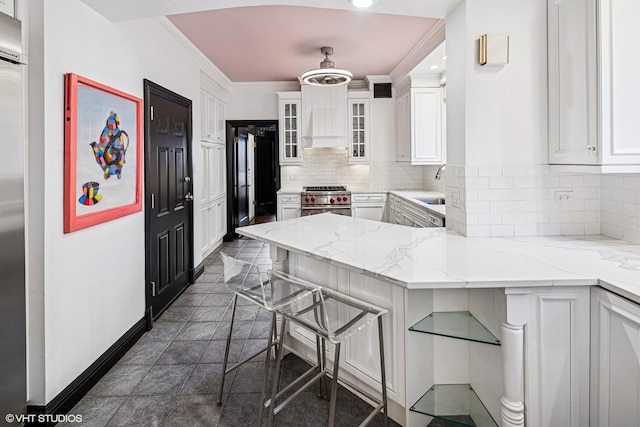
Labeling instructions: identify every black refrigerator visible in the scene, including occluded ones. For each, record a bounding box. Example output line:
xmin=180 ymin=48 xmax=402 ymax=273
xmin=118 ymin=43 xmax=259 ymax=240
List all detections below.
xmin=0 ymin=11 xmax=27 ymax=418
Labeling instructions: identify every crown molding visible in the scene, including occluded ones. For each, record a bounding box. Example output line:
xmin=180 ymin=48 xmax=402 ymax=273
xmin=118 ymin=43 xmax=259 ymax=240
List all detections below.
xmin=389 ymin=19 xmax=446 ymax=85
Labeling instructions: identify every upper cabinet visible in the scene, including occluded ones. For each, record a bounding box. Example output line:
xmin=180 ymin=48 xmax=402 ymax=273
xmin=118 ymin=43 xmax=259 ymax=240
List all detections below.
xmin=278 ymin=91 xmax=302 ymax=164
xmin=348 ymin=92 xmax=370 ymax=163
xmin=548 ymin=0 xmax=640 ymax=172
xmin=200 ymin=89 xmax=225 ymax=143
xmin=394 ymin=76 xmax=446 ymax=165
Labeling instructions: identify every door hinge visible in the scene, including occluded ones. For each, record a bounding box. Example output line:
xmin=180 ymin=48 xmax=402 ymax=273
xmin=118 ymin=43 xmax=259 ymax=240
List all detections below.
xmin=235 ymin=218 xmax=239 ymax=226
xmin=150 ymin=105 xmax=154 ymax=121
xmin=252 ymin=200 xmax=257 ymax=206
xmin=234 ymin=137 xmax=238 ymax=144
xmin=150 ymin=281 xmax=157 ymax=297
xmin=252 ymin=142 xmax=257 ymax=148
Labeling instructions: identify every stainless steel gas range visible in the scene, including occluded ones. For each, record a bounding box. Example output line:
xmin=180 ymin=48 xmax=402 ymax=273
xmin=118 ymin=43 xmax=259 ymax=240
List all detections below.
xmin=301 ymin=186 xmax=351 ymax=216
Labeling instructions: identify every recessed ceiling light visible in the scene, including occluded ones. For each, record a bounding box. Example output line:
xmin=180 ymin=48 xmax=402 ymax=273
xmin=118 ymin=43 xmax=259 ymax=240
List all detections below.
xmin=429 ymin=65 xmax=439 ymax=70
xmin=350 ymin=0 xmax=374 ymax=8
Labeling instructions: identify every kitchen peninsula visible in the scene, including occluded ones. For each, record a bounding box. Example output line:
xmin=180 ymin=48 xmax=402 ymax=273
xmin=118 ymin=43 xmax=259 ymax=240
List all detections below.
xmin=237 ymin=213 xmax=640 ymax=427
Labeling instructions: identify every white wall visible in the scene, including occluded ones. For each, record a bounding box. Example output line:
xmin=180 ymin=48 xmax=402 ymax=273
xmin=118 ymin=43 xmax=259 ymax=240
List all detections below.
xmin=26 ymin=0 xmax=228 ymax=404
xmin=227 ymin=82 xmax=298 ymax=120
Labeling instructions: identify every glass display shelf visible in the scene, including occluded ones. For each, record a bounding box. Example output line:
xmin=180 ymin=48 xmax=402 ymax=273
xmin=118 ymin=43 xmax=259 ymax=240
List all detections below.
xmin=408 ymin=311 xmax=501 ymax=346
xmin=410 ymin=384 xmax=498 ymax=427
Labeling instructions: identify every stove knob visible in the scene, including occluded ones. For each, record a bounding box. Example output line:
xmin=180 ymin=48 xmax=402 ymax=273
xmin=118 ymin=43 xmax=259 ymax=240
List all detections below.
xmin=305 ymin=197 xmax=310 ymax=202
xmin=311 ymin=197 xmax=316 ymax=202
xmin=330 ymin=198 xmax=335 ymax=204
xmin=337 ymin=197 xmax=342 ymax=202
xmin=343 ymin=196 xmax=348 ymax=202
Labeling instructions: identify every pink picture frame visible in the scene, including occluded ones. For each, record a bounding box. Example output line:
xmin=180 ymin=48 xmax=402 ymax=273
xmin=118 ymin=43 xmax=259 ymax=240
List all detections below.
xmin=64 ymin=73 xmax=143 ymax=233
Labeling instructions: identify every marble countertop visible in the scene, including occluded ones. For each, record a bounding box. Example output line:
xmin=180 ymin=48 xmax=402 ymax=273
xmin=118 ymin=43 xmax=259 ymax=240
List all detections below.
xmin=236 ymin=213 xmax=640 ymax=299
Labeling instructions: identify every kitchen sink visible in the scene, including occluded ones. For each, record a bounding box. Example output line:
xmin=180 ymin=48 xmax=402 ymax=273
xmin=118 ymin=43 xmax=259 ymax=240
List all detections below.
xmin=415 ymin=197 xmax=445 ymax=205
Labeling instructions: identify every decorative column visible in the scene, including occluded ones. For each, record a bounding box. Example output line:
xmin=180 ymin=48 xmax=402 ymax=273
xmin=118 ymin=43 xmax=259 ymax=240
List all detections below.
xmin=269 ymin=245 xmax=288 ymax=272
xmin=499 ymin=288 xmax=530 ymax=427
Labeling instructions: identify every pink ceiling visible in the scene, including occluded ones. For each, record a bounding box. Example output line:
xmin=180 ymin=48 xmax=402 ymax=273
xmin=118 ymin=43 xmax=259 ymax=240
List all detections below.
xmin=168 ymin=6 xmax=440 ymax=83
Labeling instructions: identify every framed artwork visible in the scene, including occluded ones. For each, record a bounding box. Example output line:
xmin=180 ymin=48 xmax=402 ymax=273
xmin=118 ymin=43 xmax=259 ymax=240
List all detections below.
xmin=64 ymin=73 xmax=143 ymax=233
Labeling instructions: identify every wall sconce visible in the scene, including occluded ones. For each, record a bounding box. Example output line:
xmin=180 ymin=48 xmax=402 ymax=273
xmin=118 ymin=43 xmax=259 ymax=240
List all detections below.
xmin=479 ymin=34 xmax=509 ymax=67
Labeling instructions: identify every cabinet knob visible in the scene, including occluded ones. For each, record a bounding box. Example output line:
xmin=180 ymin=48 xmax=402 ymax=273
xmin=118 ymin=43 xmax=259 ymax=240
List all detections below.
xmin=587 ymin=145 xmax=597 ymax=152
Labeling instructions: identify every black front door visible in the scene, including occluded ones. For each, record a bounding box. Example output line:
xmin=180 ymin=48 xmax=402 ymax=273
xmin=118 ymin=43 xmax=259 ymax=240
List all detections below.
xmin=144 ymin=80 xmax=193 ymax=320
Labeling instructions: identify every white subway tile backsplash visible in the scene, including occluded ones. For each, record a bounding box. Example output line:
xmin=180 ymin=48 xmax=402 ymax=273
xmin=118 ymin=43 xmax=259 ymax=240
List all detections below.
xmin=478 ymin=213 xmax=503 ymax=225
xmin=489 ymin=177 xmax=514 ymax=189
xmin=452 ymin=163 xmax=633 ymax=240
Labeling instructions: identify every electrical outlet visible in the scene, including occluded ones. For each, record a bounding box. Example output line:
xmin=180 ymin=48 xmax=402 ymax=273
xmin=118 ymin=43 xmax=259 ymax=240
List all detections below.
xmin=554 ymin=190 xmax=574 ymax=202
xmin=450 ymin=188 xmax=460 ymax=208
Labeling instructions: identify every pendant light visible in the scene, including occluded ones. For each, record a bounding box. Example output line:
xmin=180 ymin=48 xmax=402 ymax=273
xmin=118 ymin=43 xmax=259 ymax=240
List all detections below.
xmin=301 ymin=46 xmax=352 ymax=86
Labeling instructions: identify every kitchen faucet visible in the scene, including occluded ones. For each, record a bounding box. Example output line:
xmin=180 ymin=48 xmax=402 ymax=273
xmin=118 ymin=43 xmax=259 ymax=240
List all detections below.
xmin=435 ymin=164 xmax=446 ymax=180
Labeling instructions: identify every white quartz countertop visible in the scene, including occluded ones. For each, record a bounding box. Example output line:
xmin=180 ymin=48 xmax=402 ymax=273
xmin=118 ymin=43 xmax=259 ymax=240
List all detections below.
xmin=236 ymin=213 xmax=640 ymax=298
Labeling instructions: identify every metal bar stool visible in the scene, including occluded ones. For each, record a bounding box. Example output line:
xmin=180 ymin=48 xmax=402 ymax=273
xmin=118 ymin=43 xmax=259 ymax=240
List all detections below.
xmin=264 ymin=269 xmax=389 ymax=427
xmin=217 ymin=252 xmax=282 ymax=422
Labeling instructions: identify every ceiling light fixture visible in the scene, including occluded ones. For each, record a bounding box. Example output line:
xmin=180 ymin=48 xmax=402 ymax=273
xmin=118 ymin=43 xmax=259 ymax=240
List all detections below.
xmin=301 ymin=46 xmax=353 ymax=86
xmin=350 ymin=0 xmax=374 ymax=8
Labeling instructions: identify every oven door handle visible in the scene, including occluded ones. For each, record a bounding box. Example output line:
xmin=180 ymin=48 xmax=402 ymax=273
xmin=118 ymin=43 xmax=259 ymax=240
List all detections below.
xmin=300 ymin=206 xmax=351 ymax=210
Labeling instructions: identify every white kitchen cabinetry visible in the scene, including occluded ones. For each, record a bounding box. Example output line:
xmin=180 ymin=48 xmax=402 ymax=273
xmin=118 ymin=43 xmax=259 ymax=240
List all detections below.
xmin=200 ymin=141 xmax=226 ymax=257
xmin=389 ymin=194 xmax=444 ymax=228
xmin=200 ymin=89 xmax=225 ymax=143
xmin=277 ymin=92 xmax=302 ymax=164
xmin=548 ymin=0 xmax=640 ymax=172
xmin=348 ymin=94 xmax=370 ymax=163
xmin=277 ymin=192 xmax=300 ymax=221
xmin=591 ymin=286 xmax=640 ymax=426
xmin=351 ymin=193 xmax=386 ymax=222
xmin=394 ymin=77 xmax=445 ymax=165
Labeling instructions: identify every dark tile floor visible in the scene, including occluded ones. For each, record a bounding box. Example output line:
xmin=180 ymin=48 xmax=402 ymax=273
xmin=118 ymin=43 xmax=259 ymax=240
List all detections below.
xmin=62 ymin=238 xmax=401 ymax=427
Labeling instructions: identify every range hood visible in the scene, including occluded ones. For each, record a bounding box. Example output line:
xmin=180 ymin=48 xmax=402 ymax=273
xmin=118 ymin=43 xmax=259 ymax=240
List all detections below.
xmin=301 ymin=84 xmax=347 ymax=148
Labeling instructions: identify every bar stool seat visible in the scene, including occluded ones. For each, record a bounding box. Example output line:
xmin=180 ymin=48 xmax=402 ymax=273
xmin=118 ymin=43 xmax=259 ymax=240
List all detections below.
xmin=265 ymin=269 xmax=389 ymax=427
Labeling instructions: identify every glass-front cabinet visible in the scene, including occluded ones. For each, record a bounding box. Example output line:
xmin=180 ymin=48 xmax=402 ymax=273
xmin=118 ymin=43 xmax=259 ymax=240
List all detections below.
xmin=278 ymin=92 xmax=302 ymax=164
xmin=348 ymin=96 xmax=370 ymax=163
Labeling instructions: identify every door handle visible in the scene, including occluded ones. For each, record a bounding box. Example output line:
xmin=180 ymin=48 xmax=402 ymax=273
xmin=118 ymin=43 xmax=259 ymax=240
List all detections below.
xmin=184 ymin=192 xmax=194 ymax=202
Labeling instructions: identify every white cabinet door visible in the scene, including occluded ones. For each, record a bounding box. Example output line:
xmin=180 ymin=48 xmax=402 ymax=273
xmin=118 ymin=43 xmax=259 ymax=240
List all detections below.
xmin=548 ymin=0 xmax=598 ymax=165
xmin=200 ymin=206 xmax=209 ymax=253
xmin=215 ymin=99 xmax=225 ymax=143
xmin=411 ymin=87 xmax=444 ymax=165
xmin=352 ymin=205 xmax=386 ymax=222
xmin=201 ymin=89 xmax=225 ymax=143
xmin=348 ymin=98 xmax=370 ymax=163
xmin=395 ymin=86 xmax=444 ymax=165
xmin=598 ymin=0 xmax=640 ymax=166
xmin=591 ymin=287 xmax=640 ymax=427
xmin=277 ymin=193 xmax=300 ymax=221
xmin=278 ymin=92 xmax=302 ymax=164
xmin=395 ymin=91 xmax=410 ymax=161
xmin=213 ymin=143 xmax=226 ymax=199
xmin=215 ymin=197 xmax=227 ymax=242
xmin=548 ymin=0 xmax=640 ymax=169
xmin=351 ymin=193 xmax=386 ymax=222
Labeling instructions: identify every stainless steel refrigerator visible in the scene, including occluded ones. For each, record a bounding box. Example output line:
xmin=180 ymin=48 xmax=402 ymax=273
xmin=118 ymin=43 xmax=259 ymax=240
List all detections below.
xmin=0 ymin=11 xmax=27 ymax=418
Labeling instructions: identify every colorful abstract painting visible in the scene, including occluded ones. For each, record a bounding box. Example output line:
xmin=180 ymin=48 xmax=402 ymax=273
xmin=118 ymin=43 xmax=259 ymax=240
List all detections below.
xmin=64 ymin=73 xmax=143 ymax=233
